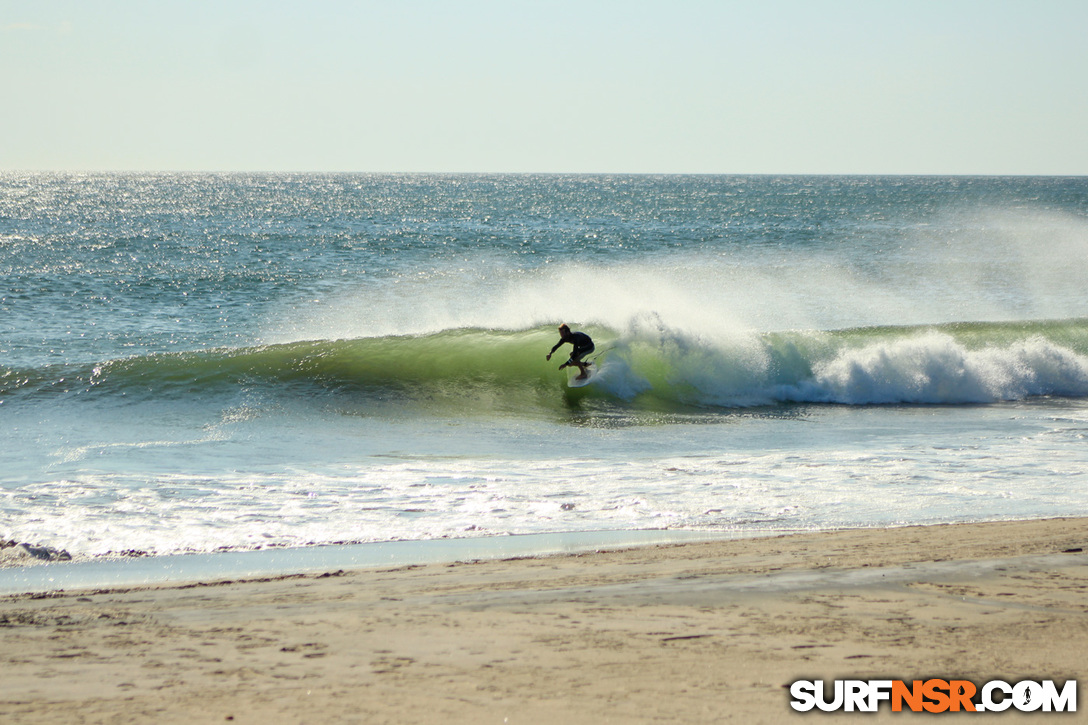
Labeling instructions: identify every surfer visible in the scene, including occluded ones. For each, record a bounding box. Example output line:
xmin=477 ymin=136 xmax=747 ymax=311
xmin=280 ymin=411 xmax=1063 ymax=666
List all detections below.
xmin=546 ymin=323 xmax=595 ymax=380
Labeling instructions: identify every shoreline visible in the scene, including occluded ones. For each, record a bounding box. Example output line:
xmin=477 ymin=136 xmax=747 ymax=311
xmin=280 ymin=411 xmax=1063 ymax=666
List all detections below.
xmin=0 ymin=527 xmax=744 ymax=596
xmin=1 ymin=514 xmax=1074 ymax=595
xmin=2 ymin=517 xmax=1085 ymax=723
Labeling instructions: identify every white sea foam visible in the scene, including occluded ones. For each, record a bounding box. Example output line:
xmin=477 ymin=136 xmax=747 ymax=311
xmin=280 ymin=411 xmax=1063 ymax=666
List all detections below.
xmin=7 ymin=419 xmax=1088 ymax=560
xmin=577 ymin=326 xmax=1088 ymax=408
xmin=799 ymin=333 xmax=1088 ymax=405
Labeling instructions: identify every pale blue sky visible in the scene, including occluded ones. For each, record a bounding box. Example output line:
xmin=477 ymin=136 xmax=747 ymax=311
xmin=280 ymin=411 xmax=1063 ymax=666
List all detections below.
xmin=2 ymin=0 xmax=1086 ymax=173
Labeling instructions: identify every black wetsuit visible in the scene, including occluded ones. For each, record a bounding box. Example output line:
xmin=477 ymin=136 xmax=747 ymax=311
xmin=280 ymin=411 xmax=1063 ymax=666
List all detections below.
xmin=550 ymin=331 xmax=595 ymax=364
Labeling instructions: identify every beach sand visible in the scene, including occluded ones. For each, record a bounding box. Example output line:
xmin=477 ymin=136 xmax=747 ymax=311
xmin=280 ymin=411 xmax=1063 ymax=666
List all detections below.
xmin=1 ymin=518 xmax=1085 ymax=724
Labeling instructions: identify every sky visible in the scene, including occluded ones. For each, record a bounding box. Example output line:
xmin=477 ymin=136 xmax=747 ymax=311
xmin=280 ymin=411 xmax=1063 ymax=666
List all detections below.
xmin=2 ymin=0 xmax=1086 ymax=174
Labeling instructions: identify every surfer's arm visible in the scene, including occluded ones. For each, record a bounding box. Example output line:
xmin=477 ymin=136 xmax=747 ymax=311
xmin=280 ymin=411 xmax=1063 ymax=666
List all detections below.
xmin=546 ymin=339 xmax=566 ymax=360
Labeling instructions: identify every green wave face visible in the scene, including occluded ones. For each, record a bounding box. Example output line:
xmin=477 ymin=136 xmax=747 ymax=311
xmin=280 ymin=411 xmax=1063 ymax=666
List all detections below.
xmin=6 ymin=319 xmax=1088 ymax=414
xmin=1 ymin=327 xmax=583 ymax=416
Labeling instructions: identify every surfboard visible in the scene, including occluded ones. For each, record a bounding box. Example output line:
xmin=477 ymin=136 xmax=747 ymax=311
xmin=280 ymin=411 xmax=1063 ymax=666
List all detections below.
xmin=566 ymin=362 xmax=598 ymax=388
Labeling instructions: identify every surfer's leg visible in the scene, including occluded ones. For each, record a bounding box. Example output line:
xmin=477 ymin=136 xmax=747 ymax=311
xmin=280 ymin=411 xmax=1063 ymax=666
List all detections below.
xmin=570 ymin=345 xmax=594 ymax=375
xmin=574 ymin=359 xmax=590 ymax=379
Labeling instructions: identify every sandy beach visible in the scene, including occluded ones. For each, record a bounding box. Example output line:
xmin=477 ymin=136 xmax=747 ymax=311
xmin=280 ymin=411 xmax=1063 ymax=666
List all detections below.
xmin=1 ymin=518 xmax=1085 ymax=724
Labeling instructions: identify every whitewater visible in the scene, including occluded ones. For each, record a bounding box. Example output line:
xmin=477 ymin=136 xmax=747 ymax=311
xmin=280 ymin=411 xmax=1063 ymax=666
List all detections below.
xmin=2 ymin=174 xmax=1088 ymax=563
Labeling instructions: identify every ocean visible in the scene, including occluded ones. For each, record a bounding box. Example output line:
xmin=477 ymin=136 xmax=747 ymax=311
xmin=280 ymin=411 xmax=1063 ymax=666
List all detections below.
xmin=3 ymin=173 xmax=1088 ymax=567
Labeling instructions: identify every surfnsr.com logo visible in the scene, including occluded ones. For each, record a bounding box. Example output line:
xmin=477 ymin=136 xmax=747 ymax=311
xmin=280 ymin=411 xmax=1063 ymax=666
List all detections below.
xmin=789 ymin=679 xmax=1077 ymax=713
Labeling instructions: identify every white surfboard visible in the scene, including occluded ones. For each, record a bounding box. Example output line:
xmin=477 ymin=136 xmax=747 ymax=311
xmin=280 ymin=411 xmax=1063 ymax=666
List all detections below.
xmin=566 ymin=362 xmax=599 ymax=388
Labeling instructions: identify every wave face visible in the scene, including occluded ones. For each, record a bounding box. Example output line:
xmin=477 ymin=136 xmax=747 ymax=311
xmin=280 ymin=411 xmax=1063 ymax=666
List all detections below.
xmin=7 ymin=319 xmax=1088 ymax=412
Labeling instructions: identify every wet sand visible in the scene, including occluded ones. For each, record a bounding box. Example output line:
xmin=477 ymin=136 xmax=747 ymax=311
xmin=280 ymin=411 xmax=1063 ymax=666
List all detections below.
xmin=1 ymin=518 xmax=1085 ymax=723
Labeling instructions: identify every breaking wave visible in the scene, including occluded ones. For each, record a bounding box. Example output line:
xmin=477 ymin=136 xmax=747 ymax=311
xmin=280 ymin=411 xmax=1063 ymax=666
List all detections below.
xmin=5 ymin=318 xmax=1088 ymax=412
